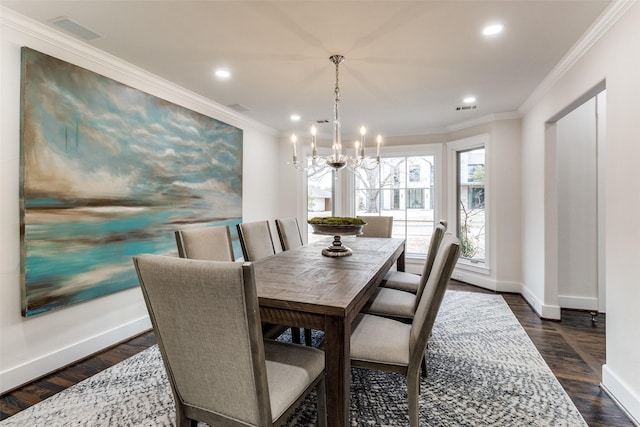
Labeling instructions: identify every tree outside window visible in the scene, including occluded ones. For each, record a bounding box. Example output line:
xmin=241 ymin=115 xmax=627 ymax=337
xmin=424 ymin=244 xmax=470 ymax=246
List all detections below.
xmin=354 ymin=156 xmax=436 ymax=255
xmin=457 ymin=149 xmax=485 ymax=261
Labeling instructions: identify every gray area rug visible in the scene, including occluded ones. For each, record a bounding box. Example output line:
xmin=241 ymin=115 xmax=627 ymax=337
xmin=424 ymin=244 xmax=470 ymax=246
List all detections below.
xmin=1 ymin=291 xmax=587 ymax=426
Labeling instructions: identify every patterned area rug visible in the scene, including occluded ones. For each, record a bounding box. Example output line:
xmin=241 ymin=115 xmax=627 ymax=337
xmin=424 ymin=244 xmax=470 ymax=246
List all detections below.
xmin=0 ymin=291 xmax=587 ymax=426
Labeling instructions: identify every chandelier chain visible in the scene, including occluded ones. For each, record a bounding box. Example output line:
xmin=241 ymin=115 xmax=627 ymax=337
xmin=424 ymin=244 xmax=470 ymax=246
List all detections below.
xmin=289 ymin=54 xmax=381 ymax=174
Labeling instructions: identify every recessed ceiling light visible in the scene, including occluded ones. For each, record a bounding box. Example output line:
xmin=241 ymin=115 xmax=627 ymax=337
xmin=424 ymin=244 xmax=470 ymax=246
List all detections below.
xmin=463 ymin=96 xmax=476 ymax=104
xmin=214 ymin=69 xmax=231 ymax=79
xmin=482 ymin=24 xmax=504 ymax=36
xmin=290 ymin=114 xmax=301 ymax=122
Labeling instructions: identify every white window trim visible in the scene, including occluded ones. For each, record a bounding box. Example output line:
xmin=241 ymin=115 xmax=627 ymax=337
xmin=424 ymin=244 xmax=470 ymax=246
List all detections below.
xmin=446 ymin=134 xmax=490 ymax=273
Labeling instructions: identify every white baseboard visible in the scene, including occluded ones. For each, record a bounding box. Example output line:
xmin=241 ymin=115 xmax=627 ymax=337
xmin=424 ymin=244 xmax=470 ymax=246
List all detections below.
xmin=495 ymin=280 xmax=522 ymax=293
xmin=451 ymin=267 xmax=522 ymax=294
xmin=520 ymin=285 xmax=561 ymax=319
xmin=602 ymin=365 xmax=640 ymax=426
xmin=557 ymin=294 xmax=599 ymax=311
xmin=0 ymin=316 xmax=151 ymax=394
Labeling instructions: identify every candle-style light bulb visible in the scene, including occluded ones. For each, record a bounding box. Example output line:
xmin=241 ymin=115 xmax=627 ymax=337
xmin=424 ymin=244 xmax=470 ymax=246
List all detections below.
xmin=311 ymin=125 xmax=317 ymax=158
xmin=291 ymin=133 xmax=298 ymax=163
xmin=376 ymin=134 xmax=382 ymax=159
xmin=359 ymin=126 xmax=366 ymax=158
xmin=354 ymin=140 xmax=360 ymax=156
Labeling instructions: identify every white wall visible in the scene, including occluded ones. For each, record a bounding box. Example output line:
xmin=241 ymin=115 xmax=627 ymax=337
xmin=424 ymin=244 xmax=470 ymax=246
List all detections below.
xmin=0 ymin=10 xmax=279 ymax=393
xmin=556 ymin=97 xmax=599 ymax=311
xmin=520 ymin=2 xmax=640 ymax=421
xmin=277 ymin=136 xmax=307 ymax=248
xmin=444 ymin=119 xmax=523 ymax=293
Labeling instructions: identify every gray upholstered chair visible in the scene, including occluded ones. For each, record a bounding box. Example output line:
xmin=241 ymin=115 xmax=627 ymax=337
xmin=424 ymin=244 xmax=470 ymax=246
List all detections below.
xmin=237 ymin=220 xmax=277 ymax=262
xmin=381 ymin=221 xmax=447 ymax=294
xmin=237 ymin=220 xmax=309 ymax=345
xmin=133 ymin=255 xmax=327 ymax=427
xmin=174 ymin=225 xmax=234 ymax=261
xmin=356 ymin=215 xmax=393 ymax=238
xmin=175 ymin=224 xmax=286 ymax=340
xmin=363 ymin=223 xmax=448 ymax=321
xmin=275 ymin=217 xmax=304 ymax=251
xmin=350 ymin=234 xmax=461 ymax=427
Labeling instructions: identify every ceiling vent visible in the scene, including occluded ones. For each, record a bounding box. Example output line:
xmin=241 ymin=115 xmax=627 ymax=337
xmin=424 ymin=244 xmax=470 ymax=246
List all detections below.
xmin=227 ymin=104 xmax=251 ymax=113
xmin=456 ymin=105 xmax=478 ymax=111
xmin=315 ymin=119 xmax=329 ymax=124
xmin=50 ymin=17 xmax=102 ymax=41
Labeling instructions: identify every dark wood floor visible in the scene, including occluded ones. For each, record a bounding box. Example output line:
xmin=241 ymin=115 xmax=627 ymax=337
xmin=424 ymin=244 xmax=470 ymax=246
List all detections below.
xmin=1 ymin=281 xmax=634 ymax=426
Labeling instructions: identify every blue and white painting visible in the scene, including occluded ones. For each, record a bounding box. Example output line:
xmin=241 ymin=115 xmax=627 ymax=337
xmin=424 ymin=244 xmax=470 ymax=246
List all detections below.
xmin=20 ymin=47 xmax=243 ymax=316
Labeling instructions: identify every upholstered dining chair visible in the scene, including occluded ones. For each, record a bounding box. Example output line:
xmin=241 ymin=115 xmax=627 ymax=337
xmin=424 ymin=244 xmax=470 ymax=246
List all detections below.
xmin=174 ymin=225 xmax=234 ymax=261
xmin=236 ymin=220 xmax=277 ymax=262
xmin=362 ymin=224 xmax=449 ymax=322
xmin=356 ymin=215 xmax=393 ymax=238
xmin=350 ymin=234 xmax=461 ymax=427
xmin=175 ymin=224 xmax=287 ymax=341
xmin=381 ymin=221 xmax=447 ymax=294
xmin=133 ymin=255 xmax=327 ymax=427
xmin=237 ymin=220 xmax=309 ymax=346
xmin=275 ymin=218 xmax=304 ymax=251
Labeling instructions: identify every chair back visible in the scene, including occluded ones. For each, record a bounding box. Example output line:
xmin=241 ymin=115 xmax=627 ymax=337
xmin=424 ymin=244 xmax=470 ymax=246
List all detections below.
xmin=357 ymin=215 xmax=393 ymax=238
xmin=237 ymin=221 xmax=276 ymax=261
xmin=408 ymin=234 xmax=460 ymax=377
xmin=174 ymin=225 xmax=234 ymax=261
xmin=133 ymin=255 xmax=272 ymax=425
xmin=275 ymin=218 xmax=303 ymax=251
xmin=419 ymin=221 xmax=447 ymax=282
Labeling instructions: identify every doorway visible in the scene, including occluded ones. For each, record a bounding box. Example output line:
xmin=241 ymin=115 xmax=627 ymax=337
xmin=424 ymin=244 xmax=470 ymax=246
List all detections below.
xmin=552 ymin=89 xmax=606 ymax=314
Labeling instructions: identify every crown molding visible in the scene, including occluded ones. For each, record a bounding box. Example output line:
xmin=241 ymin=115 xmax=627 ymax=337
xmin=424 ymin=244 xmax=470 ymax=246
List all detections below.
xmin=0 ymin=6 xmax=277 ymax=136
xmin=518 ymin=0 xmax=636 ymax=115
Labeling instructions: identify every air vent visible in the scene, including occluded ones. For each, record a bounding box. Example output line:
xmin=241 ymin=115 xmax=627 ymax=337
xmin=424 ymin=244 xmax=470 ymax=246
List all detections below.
xmin=227 ymin=104 xmax=251 ymax=113
xmin=456 ymin=105 xmax=478 ymax=111
xmin=50 ymin=17 xmax=102 ymax=41
xmin=316 ymin=119 xmax=329 ymax=123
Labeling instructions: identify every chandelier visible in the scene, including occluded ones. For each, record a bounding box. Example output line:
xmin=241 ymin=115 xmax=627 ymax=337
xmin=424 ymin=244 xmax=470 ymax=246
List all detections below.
xmin=290 ymin=55 xmax=381 ymax=173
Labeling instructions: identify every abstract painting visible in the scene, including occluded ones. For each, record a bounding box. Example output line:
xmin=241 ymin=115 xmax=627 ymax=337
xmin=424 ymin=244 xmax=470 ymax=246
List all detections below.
xmin=19 ymin=47 xmax=243 ymax=316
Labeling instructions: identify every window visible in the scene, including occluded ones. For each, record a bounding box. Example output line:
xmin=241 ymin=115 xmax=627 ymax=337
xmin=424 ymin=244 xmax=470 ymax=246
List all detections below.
xmin=451 ymin=140 xmax=486 ymax=264
xmin=353 ymin=153 xmax=438 ymax=256
xmin=307 ymin=163 xmax=334 ymax=243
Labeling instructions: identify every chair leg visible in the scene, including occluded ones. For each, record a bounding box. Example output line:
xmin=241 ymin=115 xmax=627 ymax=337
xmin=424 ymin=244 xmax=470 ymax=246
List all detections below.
xmin=304 ymin=328 xmax=313 ymax=346
xmin=407 ymin=374 xmax=420 ymax=427
xmin=291 ymin=327 xmax=301 ymax=344
xmin=421 ymin=353 xmax=428 ymax=378
xmin=174 ymin=404 xmax=194 ymax=427
xmin=316 ymin=375 xmax=327 ymax=427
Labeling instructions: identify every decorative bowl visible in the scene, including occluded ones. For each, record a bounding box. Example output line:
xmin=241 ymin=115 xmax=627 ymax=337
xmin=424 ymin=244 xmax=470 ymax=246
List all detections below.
xmin=307 ymin=217 xmax=367 ymax=257
xmin=309 ymin=223 xmax=365 ymax=236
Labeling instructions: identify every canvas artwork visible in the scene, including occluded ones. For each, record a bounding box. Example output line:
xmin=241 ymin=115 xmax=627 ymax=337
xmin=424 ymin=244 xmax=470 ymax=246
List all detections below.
xmin=20 ymin=47 xmax=243 ymax=317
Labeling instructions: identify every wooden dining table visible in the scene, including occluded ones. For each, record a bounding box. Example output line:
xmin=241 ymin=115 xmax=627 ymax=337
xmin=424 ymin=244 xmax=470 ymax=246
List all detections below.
xmin=252 ymin=236 xmax=406 ymax=427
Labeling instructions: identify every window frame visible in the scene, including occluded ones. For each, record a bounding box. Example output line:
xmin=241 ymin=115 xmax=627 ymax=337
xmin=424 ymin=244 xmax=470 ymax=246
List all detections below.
xmin=344 ymin=144 xmax=443 ymax=259
xmin=446 ymin=134 xmax=490 ymax=273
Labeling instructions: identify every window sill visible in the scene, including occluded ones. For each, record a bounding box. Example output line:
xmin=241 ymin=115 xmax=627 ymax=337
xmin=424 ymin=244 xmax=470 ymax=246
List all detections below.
xmin=456 ymin=259 xmax=490 ymax=275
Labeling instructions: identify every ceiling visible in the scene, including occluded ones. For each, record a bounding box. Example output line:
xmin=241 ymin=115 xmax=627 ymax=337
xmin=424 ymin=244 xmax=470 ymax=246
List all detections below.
xmin=3 ymin=1 xmax=612 ymax=140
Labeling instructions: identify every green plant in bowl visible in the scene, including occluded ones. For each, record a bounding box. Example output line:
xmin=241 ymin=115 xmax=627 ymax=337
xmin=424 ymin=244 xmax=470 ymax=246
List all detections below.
xmin=308 ymin=216 xmax=366 ymax=225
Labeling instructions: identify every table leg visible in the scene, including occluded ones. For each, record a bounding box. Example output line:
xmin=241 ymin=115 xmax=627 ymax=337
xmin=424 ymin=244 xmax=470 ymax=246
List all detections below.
xmin=397 ymin=248 xmax=406 ymax=272
xmin=323 ymin=315 xmax=350 ymax=427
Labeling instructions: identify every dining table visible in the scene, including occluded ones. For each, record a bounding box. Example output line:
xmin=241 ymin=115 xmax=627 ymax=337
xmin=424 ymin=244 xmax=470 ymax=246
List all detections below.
xmin=252 ymin=236 xmax=406 ymax=427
